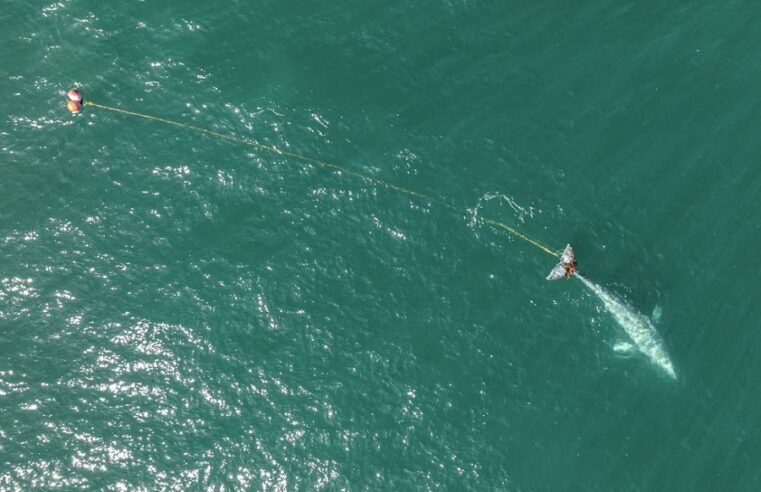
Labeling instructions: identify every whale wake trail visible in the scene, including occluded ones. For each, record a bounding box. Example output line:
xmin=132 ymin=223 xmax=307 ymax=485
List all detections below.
xmin=576 ymin=273 xmax=676 ymax=379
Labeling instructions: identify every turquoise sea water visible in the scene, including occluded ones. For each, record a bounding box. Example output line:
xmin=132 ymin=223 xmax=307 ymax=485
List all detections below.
xmin=2 ymin=1 xmax=760 ymax=489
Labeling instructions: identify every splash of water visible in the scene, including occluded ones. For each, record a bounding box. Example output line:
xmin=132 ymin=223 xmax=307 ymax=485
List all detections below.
xmin=576 ymin=273 xmax=677 ymax=379
xmin=467 ymin=192 xmax=535 ymax=228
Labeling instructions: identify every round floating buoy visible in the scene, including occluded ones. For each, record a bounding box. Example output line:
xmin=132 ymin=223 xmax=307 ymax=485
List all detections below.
xmin=67 ymin=88 xmax=83 ymax=103
xmin=67 ymin=99 xmax=81 ymax=113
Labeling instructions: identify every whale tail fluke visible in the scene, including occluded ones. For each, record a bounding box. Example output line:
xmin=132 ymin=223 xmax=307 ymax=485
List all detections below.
xmin=546 ymin=244 xmax=577 ymax=280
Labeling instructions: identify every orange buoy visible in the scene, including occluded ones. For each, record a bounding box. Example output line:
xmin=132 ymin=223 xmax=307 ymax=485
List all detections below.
xmin=67 ymin=99 xmax=81 ymax=113
xmin=67 ymin=88 xmax=83 ymax=103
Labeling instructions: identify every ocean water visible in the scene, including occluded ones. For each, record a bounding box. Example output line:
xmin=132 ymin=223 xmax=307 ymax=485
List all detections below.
xmin=2 ymin=0 xmax=760 ymax=489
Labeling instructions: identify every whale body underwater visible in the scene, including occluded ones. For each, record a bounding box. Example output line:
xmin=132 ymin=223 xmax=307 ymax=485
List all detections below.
xmin=576 ymin=273 xmax=677 ymax=379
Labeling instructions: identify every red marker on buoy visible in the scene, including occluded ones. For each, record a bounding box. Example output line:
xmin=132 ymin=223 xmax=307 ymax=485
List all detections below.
xmin=67 ymin=88 xmax=83 ymax=103
xmin=66 ymin=88 xmax=83 ymax=113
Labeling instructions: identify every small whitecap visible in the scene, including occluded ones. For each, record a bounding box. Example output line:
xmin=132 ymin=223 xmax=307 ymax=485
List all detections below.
xmin=613 ymin=341 xmax=634 ymax=353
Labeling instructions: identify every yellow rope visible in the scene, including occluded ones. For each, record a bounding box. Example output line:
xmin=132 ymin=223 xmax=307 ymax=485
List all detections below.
xmin=84 ymin=100 xmax=560 ymax=259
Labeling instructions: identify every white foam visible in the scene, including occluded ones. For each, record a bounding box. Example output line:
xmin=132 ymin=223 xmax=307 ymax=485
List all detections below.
xmin=612 ymin=341 xmax=634 ymax=353
xmin=467 ymin=192 xmax=535 ymax=228
xmin=576 ymin=274 xmax=676 ymax=378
